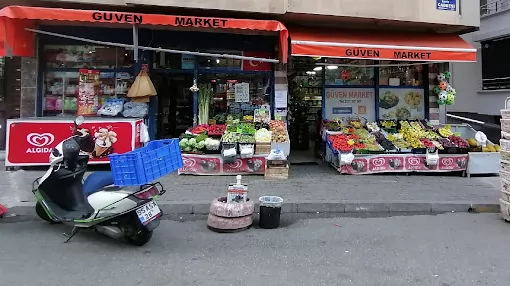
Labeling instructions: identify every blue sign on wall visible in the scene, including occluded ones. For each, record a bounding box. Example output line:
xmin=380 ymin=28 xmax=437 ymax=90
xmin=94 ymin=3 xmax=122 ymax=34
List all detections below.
xmin=332 ymin=107 xmax=353 ymax=115
xmin=436 ymin=0 xmax=457 ymax=11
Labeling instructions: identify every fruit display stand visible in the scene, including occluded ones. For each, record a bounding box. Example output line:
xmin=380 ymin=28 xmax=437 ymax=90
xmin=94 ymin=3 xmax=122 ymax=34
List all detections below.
xmin=177 ymin=119 xmax=290 ymax=176
xmin=323 ymin=121 xmax=498 ymax=176
xmin=442 ymin=124 xmax=500 ymax=177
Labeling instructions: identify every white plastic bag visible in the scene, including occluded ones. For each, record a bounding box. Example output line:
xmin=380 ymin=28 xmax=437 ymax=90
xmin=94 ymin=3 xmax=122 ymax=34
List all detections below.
xmin=267 ymin=149 xmax=286 ymax=160
xmin=97 ymin=99 xmax=124 ymax=116
xmin=122 ymin=101 xmax=148 ymax=118
xmin=475 ymin=131 xmax=488 ymax=147
xmin=140 ymin=122 xmax=150 ymax=143
xmin=339 ymin=152 xmax=354 ymax=165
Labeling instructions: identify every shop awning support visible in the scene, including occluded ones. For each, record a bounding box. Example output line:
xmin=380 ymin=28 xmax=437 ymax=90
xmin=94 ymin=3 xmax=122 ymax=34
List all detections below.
xmin=26 ymin=28 xmax=280 ymax=63
xmin=132 ymin=25 xmax=139 ymax=64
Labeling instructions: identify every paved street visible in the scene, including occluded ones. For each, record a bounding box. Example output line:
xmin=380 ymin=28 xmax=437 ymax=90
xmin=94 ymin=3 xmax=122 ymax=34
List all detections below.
xmin=1 ymin=213 xmax=509 ymax=286
xmin=0 ymin=164 xmax=501 ymax=210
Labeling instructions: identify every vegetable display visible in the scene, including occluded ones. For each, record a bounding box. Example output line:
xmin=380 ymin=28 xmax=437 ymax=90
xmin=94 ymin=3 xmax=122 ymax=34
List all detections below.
xmin=198 ymin=84 xmax=212 ymax=125
xmin=208 ymin=124 xmax=226 ymax=136
xmin=255 ymin=128 xmax=272 ymax=143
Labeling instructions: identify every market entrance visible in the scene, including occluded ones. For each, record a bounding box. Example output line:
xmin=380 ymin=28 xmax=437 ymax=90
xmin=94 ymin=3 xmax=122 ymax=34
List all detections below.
xmin=153 ymin=72 xmax=193 ymax=139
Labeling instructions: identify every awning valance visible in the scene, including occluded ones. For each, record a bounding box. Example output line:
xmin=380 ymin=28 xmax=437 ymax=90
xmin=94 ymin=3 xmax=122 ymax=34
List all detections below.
xmin=290 ymin=27 xmax=476 ymax=62
xmin=0 ymin=6 xmax=288 ymax=62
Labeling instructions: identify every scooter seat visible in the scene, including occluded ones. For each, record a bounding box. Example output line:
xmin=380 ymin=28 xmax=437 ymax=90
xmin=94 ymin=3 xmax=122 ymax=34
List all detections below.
xmin=83 ymin=171 xmax=114 ymax=196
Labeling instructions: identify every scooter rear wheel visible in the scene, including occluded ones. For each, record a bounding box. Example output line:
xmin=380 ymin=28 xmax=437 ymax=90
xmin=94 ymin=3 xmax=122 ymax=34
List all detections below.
xmin=125 ymin=227 xmax=153 ymax=246
xmin=35 ymin=202 xmax=60 ymax=224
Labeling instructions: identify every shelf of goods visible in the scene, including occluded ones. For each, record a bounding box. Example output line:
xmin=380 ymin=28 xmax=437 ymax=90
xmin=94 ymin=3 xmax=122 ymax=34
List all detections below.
xmin=322 ymin=120 xmax=499 ymax=176
xmin=177 ymin=119 xmax=290 ymax=175
xmin=5 ymin=117 xmax=143 ymax=167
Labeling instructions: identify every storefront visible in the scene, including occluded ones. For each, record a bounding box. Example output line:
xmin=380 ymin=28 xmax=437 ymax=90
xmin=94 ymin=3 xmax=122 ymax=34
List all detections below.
xmin=285 ymin=27 xmax=500 ymax=176
xmin=0 ymin=5 xmax=288 ymax=169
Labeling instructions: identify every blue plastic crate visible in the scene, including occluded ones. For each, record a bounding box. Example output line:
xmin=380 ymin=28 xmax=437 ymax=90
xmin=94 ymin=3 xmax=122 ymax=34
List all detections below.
xmin=109 ymin=139 xmax=183 ymax=186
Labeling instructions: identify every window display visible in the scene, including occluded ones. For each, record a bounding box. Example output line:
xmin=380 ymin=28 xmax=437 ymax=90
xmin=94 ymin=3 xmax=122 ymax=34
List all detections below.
xmin=43 ymin=71 xmax=134 ymax=116
xmin=379 ymin=61 xmax=423 ymax=86
xmin=325 ymin=59 xmax=374 ymax=86
xmin=378 ymin=88 xmax=425 ymax=120
xmin=198 ymin=72 xmax=271 ymax=121
xmin=44 ymin=45 xmax=134 ymax=69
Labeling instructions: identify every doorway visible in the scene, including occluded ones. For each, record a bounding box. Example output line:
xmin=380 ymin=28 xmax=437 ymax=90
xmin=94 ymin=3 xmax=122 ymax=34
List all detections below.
xmin=153 ymin=72 xmax=194 ymax=139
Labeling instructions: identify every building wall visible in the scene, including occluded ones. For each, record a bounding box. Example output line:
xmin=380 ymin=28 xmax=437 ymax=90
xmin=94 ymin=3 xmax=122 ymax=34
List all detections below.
xmin=448 ymin=4 xmax=510 ymax=117
xmin=44 ymin=0 xmax=479 ymax=29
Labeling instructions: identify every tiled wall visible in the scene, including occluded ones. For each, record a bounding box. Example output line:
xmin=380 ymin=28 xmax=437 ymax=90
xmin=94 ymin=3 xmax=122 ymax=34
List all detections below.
xmin=20 ymin=57 xmax=37 ymax=117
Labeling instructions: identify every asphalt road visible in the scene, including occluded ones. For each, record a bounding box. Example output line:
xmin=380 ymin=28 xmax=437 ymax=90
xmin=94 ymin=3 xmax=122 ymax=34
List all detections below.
xmin=1 ymin=213 xmax=510 ymax=286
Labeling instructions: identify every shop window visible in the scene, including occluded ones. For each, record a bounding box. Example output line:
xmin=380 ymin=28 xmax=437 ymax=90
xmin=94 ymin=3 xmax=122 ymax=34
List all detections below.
xmin=44 ymin=45 xmax=134 ymax=69
xmin=42 ymin=71 xmax=134 ymax=117
xmin=378 ymin=62 xmax=425 ymax=121
xmin=379 ymin=61 xmax=423 ymax=87
xmin=198 ymin=72 xmax=271 ymax=122
xmin=197 ymin=53 xmax=243 ymax=71
xmin=324 ymin=59 xmax=374 ymax=86
xmin=482 ymin=38 xmax=510 ymax=90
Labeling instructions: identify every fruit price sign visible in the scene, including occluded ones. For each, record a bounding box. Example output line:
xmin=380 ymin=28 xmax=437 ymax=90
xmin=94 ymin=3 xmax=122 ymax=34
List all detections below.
xmin=339 ymin=154 xmax=468 ymax=175
xmin=178 ymin=154 xmax=266 ymax=175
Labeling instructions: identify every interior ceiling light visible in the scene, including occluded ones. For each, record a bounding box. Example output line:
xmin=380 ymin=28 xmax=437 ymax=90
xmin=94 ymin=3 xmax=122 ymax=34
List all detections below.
xmin=326 ymin=66 xmax=338 ymax=70
xmin=313 ymin=66 xmax=322 ymax=71
xmin=306 ymin=71 xmax=316 ymax=75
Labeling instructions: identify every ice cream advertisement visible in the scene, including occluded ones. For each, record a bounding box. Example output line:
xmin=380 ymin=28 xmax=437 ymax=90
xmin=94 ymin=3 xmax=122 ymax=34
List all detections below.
xmin=92 ymin=127 xmax=118 ymax=158
xmin=378 ymin=88 xmax=425 ymax=121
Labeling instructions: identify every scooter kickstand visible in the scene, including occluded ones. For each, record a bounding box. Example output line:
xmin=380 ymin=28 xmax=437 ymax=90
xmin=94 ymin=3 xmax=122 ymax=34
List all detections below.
xmin=63 ymin=227 xmax=79 ymax=243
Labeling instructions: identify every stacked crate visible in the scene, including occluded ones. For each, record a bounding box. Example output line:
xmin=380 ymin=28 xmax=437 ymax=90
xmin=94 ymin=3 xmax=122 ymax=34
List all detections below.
xmin=500 ymin=102 xmax=510 ymax=221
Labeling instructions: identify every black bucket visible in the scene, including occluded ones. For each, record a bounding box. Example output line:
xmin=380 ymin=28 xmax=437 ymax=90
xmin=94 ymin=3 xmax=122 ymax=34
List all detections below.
xmin=259 ymin=205 xmax=282 ymax=229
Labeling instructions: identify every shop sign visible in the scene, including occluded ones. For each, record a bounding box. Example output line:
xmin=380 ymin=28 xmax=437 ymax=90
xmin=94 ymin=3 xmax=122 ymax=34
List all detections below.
xmin=6 ymin=121 xmax=134 ymax=165
xmin=324 ymin=88 xmax=376 ymax=121
xmin=436 ymin=0 xmax=457 ymax=11
xmin=175 ymin=17 xmax=228 ymax=28
xmin=181 ymin=55 xmax=195 ymax=70
xmin=338 ymin=154 xmax=468 ymax=174
xmin=345 ymin=48 xmax=432 ymax=60
xmin=92 ymin=12 xmax=143 ymax=24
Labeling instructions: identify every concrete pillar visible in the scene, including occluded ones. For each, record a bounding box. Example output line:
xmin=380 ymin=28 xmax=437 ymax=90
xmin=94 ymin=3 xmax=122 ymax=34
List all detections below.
xmin=20 ymin=57 xmax=37 ymax=118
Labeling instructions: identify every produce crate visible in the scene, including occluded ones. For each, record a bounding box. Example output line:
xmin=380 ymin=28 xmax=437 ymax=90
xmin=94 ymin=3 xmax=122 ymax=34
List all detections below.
xmin=501 ymin=159 xmax=510 ymax=172
xmin=501 ymin=119 xmax=510 ymax=133
xmin=264 ymin=164 xmax=289 ymax=180
xmin=439 ymin=146 xmax=458 ymax=154
xmin=109 ymin=139 xmax=183 ymax=186
xmin=501 ymin=150 xmax=510 ymax=161
xmin=501 ymin=139 xmax=510 ymax=151
xmin=255 ymin=143 xmax=271 ymax=154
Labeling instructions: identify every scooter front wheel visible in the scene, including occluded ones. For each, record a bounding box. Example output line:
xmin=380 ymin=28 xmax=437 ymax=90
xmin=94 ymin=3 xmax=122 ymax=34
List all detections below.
xmin=35 ymin=202 xmax=60 ymax=224
xmin=125 ymin=227 xmax=153 ymax=246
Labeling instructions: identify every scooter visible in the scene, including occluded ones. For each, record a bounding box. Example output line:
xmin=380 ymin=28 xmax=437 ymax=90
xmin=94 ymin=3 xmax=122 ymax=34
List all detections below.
xmin=32 ymin=116 xmax=165 ymax=246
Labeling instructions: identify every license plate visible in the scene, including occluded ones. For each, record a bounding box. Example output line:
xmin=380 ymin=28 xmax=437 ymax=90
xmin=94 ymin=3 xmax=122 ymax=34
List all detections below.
xmin=136 ymin=201 xmax=161 ymax=225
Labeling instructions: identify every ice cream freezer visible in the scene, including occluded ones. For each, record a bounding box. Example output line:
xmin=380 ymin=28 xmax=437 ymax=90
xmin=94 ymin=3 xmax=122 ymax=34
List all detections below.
xmin=5 ymin=117 xmax=144 ymax=167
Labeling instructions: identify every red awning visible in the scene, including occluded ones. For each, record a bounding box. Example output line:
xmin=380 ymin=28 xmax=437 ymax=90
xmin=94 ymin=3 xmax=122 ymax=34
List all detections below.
xmin=0 ymin=6 xmax=288 ymax=62
xmin=290 ymin=27 xmax=476 ymax=62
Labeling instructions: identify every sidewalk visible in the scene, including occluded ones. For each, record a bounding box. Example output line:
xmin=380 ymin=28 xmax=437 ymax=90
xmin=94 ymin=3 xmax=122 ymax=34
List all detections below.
xmin=0 ymin=164 xmax=502 ymax=217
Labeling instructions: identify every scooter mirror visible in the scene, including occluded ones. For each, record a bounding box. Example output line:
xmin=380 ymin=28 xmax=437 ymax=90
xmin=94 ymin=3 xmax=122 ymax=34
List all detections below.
xmin=75 ymin=116 xmax=85 ymax=126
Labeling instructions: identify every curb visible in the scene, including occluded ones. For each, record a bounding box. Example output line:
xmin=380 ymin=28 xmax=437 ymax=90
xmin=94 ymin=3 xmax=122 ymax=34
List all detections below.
xmin=3 ymin=200 xmax=501 ymax=219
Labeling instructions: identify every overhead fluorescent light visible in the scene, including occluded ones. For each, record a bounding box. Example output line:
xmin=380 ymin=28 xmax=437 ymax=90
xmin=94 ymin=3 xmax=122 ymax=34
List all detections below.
xmin=313 ymin=67 xmax=322 ymax=71
xmin=306 ymin=71 xmax=316 ymax=75
xmin=326 ymin=66 xmax=338 ymax=70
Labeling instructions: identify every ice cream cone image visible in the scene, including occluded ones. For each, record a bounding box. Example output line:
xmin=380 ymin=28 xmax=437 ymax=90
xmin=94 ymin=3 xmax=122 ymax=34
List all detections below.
xmin=93 ymin=128 xmax=118 ymax=158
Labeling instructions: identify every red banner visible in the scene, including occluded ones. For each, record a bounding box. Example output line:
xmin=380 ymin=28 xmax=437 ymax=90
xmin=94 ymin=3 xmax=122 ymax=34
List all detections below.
xmin=242 ymin=51 xmax=272 ymax=71
xmin=179 ymin=154 xmax=266 ymax=175
xmin=340 ymin=154 xmax=468 ymax=175
xmin=6 ymin=120 xmax=137 ymax=166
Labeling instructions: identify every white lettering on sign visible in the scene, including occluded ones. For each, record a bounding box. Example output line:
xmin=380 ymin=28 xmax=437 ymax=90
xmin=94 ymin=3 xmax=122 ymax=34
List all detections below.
xmin=26 ymin=147 xmax=53 ymax=153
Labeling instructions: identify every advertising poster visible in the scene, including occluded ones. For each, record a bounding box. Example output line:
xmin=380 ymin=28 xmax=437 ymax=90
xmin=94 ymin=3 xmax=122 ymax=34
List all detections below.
xmin=78 ymin=69 xmax=100 ymax=116
xmin=378 ymin=88 xmax=425 ymax=121
xmin=6 ymin=121 xmax=135 ymax=165
xmin=436 ymin=0 xmax=456 ymax=11
xmin=324 ymin=88 xmax=376 ymax=121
